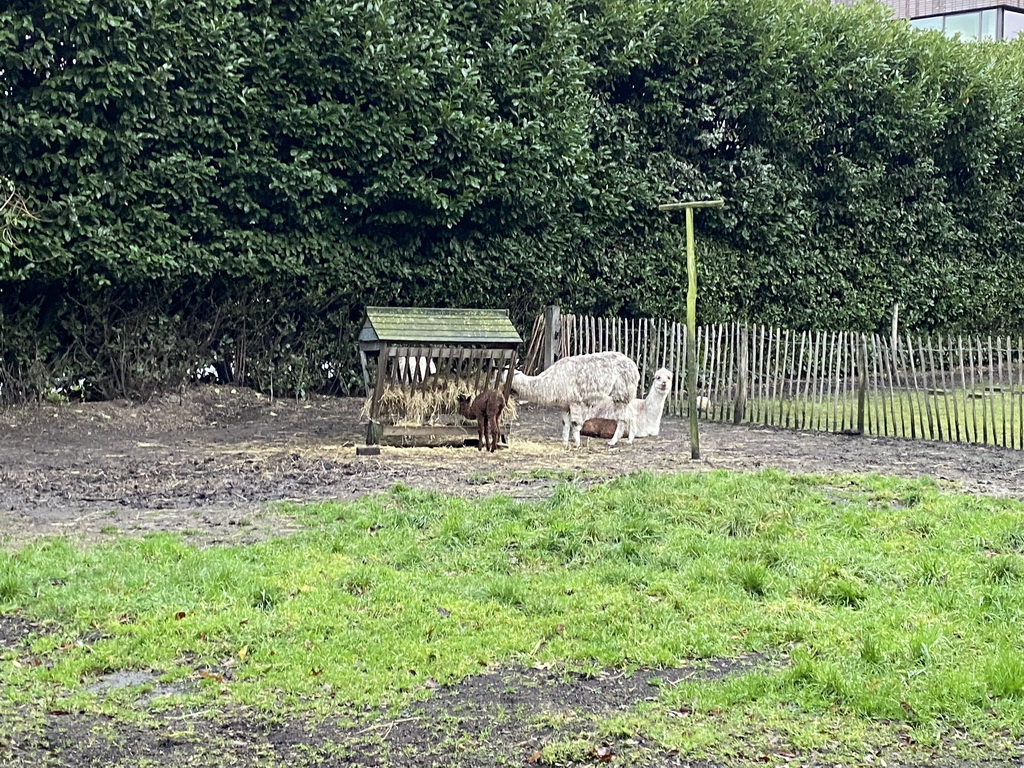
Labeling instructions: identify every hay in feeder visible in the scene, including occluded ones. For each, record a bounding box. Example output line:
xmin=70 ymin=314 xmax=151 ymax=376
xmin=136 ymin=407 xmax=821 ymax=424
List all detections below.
xmin=362 ymin=380 xmax=519 ymax=427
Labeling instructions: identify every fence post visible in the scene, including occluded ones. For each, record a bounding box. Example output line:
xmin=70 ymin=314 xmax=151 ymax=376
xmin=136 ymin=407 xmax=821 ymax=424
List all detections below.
xmin=734 ymin=325 xmax=748 ymax=425
xmin=857 ymin=334 xmax=868 ymax=435
xmin=542 ymin=305 xmax=561 ymax=371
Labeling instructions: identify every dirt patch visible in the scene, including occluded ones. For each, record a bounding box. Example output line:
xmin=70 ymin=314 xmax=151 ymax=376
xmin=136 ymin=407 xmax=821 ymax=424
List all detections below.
xmin=1 ymin=385 xmax=1023 ymax=548
xmin=3 ymin=658 xmax=774 ymax=768
xmin=3 ymin=386 xmax=1024 ymax=767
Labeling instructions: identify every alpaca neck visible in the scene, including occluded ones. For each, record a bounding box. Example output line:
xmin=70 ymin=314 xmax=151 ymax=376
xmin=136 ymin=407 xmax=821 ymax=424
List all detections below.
xmin=513 ymin=371 xmax=567 ymax=407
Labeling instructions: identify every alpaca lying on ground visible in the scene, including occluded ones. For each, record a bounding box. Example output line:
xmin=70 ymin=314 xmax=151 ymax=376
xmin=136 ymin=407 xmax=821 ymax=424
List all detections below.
xmin=457 ymin=389 xmax=506 ymax=452
xmin=581 ymin=367 xmax=673 ymax=439
xmin=511 ymin=351 xmax=639 ymax=448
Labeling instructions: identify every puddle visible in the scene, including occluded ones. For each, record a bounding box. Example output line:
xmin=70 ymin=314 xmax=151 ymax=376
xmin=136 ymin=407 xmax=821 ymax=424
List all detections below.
xmin=86 ymin=670 xmax=159 ymax=693
xmin=86 ymin=670 xmax=195 ymax=704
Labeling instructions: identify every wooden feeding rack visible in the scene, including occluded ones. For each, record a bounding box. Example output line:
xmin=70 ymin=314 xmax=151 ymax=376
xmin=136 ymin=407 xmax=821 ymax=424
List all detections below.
xmin=357 ymin=307 xmax=523 ymax=452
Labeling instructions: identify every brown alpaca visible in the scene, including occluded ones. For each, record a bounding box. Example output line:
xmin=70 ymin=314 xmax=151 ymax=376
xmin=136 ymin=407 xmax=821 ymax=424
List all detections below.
xmin=580 ymin=417 xmax=619 ymax=440
xmin=457 ymin=389 xmax=506 ymax=452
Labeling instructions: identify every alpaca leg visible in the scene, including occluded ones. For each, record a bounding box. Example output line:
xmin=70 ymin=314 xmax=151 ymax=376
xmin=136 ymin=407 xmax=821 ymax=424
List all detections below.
xmin=608 ymin=419 xmax=625 ymax=447
xmin=613 ymin=403 xmax=635 ymax=445
xmin=477 ymin=418 xmax=485 ymax=451
xmin=569 ymin=403 xmax=584 ymax=449
xmin=561 ymin=410 xmax=572 ymax=448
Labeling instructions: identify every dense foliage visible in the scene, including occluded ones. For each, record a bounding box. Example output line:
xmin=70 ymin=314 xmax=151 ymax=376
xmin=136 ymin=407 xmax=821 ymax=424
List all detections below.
xmin=2 ymin=0 xmax=1023 ymax=400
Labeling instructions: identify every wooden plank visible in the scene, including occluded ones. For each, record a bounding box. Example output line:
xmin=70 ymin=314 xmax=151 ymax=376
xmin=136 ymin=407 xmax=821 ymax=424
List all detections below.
xmin=984 ymin=336 xmax=994 ymax=446
xmin=941 ymin=335 xmax=961 ymax=443
xmin=904 ymin=335 xmax=920 ymax=439
xmin=1018 ymin=335 xmax=1024 ymax=450
xmin=676 ymin=321 xmax=687 ymax=418
xmin=999 ymin=336 xmax=1008 ymax=448
xmin=672 ymin=321 xmax=681 ymax=397
xmin=368 ymin=343 xmax=391 ymax=443
xmin=754 ymin=325 xmax=764 ymax=425
xmin=784 ymin=330 xmax=795 ymax=429
xmin=735 ymin=325 xmax=749 ymax=425
xmin=773 ymin=328 xmax=785 ymax=427
xmin=359 ymin=348 xmax=372 ymax=396
xmin=957 ymin=336 xmax=972 ymax=444
xmin=1010 ymin=336 xmax=1018 ymax=450
xmin=933 ymin=337 xmax=946 ymax=444
xmin=818 ymin=331 xmax=832 ymax=433
xmin=712 ymin=324 xmax=726 ymax=421
xmin=642 ymin=319 xmax=652 ymax=406
xmin=804 ymin=329 xmax=815 ymax=430
xmin=920 ymin=335 xmax=932 ymax=440
xmin=870 ymin=334 xmax=884 ymax=436
xmin=699 ymin=323 xmax=712 ymax=418
xmin=809 ymin=330 xmax=823 ymax=431
xmin=723 ymin=323 xmax=737 ymax=422
xmin=792 ymin=331 xmax=806 ymax=429
xmin=834 ymin=332 xmax=844 ymax=433
xmin=888 ymin=333 xmax=902 ymax=438
xmin=839 ymin=333 xmax=856 ymax=436
xmin=752 ymin=324 xmax=763 ymax=425
xmin=850 ymin=333 xmax=860 ymax=433
xmin=819 ymin=330 xmax=831 ymax=432
xmin=833 ymin=332 xmax=844 ymax=433
xmin=702 ymin=324 xmax=716 ymax=419
xmin=880 ymin=331 xmax=892 ymax=434
xmin=796 ymin=330 xmax=809 ymax=429
xmin=774 ymin=328 xmax=787 ymax=428
xmin=625 ymin=317 xmax=634 ymax=382
xmin=917 ymin=339 xmax=933 ymax=442
xmin=987 ymin=335 xmax=995 ymax=444
xmin=855 ymin=334 xmax=867 ymax=435
xmin=970 ymin=336 xmax=982 ymax=445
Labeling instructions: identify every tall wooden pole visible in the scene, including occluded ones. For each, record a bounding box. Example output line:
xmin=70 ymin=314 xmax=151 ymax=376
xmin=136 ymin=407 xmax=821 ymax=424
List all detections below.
xmin=685 ymin=206 xmax=700 ymax=459
xmin=659 ymin=199 xmax=724 ymax=460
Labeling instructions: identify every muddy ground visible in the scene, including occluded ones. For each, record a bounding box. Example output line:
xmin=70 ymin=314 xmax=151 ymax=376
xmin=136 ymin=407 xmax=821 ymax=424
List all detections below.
xmin=2 ymin=386 xmax=1024 ymax=767
xmin=2 ymin=385 xmax=1023 ymax=547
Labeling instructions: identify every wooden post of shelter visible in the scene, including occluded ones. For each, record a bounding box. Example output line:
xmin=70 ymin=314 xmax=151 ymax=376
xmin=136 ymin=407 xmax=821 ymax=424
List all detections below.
xmin=658 ymin=199 xmax=724 ymax=460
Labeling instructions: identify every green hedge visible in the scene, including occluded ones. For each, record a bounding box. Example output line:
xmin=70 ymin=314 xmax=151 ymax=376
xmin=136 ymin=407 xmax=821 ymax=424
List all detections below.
xmin=2 ymin=0 xmax=1023 ymax=401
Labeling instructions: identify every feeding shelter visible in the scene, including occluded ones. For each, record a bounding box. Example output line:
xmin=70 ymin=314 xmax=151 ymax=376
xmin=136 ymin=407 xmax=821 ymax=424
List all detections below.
xmin=358 ymin=307 xmax=523 ymax=450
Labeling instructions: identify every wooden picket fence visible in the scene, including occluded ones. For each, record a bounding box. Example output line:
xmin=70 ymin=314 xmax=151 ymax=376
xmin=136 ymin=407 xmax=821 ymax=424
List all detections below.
xmin=526 ymin=311 xmax=1024 ymax=450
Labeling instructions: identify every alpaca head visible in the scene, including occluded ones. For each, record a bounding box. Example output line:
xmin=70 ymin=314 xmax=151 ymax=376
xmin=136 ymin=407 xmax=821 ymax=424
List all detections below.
xmin=457 ymin=394 xmax=474 ymax=418
xmin=651 ymin=368 xmax=673 ymax=394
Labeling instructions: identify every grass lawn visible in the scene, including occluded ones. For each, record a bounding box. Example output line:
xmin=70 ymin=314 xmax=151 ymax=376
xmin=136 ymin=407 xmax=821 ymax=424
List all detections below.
xmin=3 ymin=469 xmax=1024 ymax=764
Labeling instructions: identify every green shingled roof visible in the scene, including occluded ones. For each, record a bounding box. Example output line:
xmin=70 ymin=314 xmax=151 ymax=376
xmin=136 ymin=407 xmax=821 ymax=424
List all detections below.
xmin=359 ymin=307 xmax=523 ymax=346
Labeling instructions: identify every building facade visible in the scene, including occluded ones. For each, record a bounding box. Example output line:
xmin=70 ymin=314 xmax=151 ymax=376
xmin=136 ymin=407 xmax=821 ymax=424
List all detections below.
xmin=836 ymin=0 xmax=1024 ymax=39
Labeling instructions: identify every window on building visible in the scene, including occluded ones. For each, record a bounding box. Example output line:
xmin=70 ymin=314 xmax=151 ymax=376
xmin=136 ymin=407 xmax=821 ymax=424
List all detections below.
xmin=981 ymin=8 xmax=998 ymax=38
xmin=911 ymin=15 xmax=943 ymax=31
xmin=910 ymin=8 xmax=1000 ymax=40
xmin=1005 ymin=9 xmax=1024 ymax=39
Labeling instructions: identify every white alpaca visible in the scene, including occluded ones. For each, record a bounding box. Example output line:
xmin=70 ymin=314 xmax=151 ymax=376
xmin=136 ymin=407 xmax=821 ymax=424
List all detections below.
xmin=584 ymin=367 xmax=673 ymax=438
xmin=511 ymin=352 xmax=639 ymax=448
